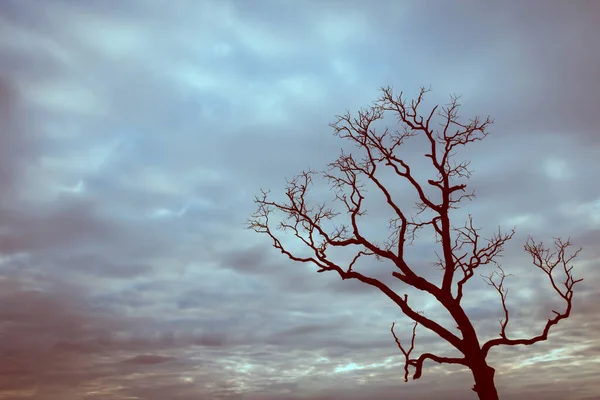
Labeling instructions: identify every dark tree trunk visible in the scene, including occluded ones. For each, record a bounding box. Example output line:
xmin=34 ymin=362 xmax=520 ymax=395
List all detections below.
xmin=471 ymin=362 xmax=499 ymax=400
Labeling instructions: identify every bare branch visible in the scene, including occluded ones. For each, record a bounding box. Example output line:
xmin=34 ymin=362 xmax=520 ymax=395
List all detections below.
xmin=453 ymin=216 xmax=516 ymax=303
xmin=391 ymin=320 xmax=467 ymax=382
xmin=391 ymin=320 xmax=417 ymax=382
xmin=482 ymin=237 xmax=583 ymax=357
xmin=481 ymin=266 xmax=513 ymax=339
xmin=249 ymin=175 xmax=464 ymax=349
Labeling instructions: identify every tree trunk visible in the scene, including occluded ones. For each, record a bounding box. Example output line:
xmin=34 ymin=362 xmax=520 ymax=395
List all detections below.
xmin=471 ymin=362 xmax=499 ymax=400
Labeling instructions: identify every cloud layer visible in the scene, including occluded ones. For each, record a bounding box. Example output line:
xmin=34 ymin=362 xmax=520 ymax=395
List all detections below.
xmin=1 ymin=1 xmax=599 ymax=399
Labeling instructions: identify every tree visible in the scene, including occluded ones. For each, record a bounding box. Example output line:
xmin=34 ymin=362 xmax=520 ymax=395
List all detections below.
xmin=247 ymin=87 xmax=583 ymax=400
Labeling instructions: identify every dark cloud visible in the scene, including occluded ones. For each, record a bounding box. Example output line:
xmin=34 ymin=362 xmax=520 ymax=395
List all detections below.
xmin=121 ymin=354 xmax=176 ymax=365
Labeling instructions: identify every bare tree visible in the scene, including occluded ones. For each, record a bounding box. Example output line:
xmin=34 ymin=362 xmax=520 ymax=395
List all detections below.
xmin=247 ymin=87 xmax=583 ymax=400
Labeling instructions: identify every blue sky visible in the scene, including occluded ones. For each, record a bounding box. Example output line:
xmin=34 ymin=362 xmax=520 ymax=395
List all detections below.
xmin=1 ymin=1 xmax=599 ymax=399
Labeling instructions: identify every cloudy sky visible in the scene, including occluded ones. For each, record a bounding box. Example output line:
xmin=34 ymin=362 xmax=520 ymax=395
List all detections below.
xmin=1 ymin=1 xmax=599 ymax=399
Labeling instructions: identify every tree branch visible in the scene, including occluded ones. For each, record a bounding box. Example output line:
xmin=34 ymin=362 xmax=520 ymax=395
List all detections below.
xmin=453 ymin=215 xmax=515 ymax=303
xmin=391 ymin=320 xmax=467 ymax=382
xmin=248 ymin=175 xmax=464 ymax=350
xmin=481 ymin=237 xmax=583 ymax=357
xmin=481 ymin=266 xmax=513 ymax=339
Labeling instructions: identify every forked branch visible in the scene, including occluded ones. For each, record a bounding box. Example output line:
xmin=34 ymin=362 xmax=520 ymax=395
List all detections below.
xmin=453 ymin=215 xmax=516 ymax=303
xmin=391 ymin=320 xmax=467 ymax=382
xmin=481 ymin=266 xmax=513 ymax=339
xmin=481 ymin=237 xmax=583 ymax=357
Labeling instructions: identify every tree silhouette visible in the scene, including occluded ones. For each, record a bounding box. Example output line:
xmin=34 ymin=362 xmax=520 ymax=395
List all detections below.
xmin=248 ymin=87 xmax=583 ymax=400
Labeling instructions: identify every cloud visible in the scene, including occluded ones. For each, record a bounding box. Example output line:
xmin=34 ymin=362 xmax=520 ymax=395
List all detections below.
xmin=0 ymin=0 xmax=598 ymax=399
xmin=120 ymin=355 xmax=176 ymax=365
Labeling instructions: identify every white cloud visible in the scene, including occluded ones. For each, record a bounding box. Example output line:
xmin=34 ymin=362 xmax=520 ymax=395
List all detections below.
xmin=543 ymin=157 xmax=572 ymax=180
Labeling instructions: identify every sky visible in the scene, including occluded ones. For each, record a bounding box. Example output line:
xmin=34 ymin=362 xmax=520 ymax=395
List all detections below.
xmin=0 ymin=0 xmax=599 ymax=399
